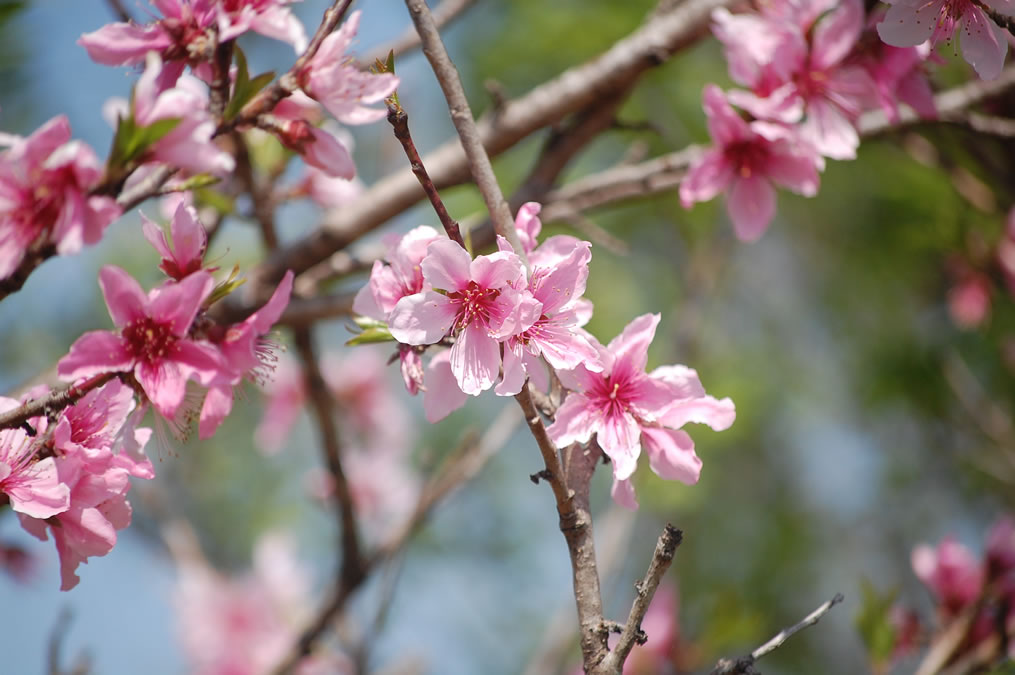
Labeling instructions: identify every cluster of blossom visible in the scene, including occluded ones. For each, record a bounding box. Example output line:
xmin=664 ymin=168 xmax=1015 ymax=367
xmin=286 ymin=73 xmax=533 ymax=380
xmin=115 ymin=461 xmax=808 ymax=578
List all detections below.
xmin=0 ymin=378 xmax=153 ymax=590
xmin=681 ymin=0 xmax=948 ymax=241
xmin=172 ymin=529 xmax=351 ymax=675
xmin=874 ymin=517 xmax=1015 ymax=669
xmin=353 ymin=203 xmax=736 ymax=508
xmin=0 ymin=4 xmax=393 ymax=281
xmin=0 ymin=201 xmax=293 ymax=589
xmin=257 ymin=349 xmax=420 ymax=538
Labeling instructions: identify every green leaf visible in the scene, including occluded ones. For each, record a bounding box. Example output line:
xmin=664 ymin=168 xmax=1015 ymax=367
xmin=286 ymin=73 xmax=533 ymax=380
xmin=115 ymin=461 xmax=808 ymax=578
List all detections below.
xmin=346 ymin=326 xmax=395 ymax=346
xmin=854 ymin=579 xmax=899 ymax=666
xmin=193 ymin=187 xmax=235 ymax=215
xmin=205 ymin=266 xmax=246 ymax=307
xmin=353 ymin=316 xmax=388 ymax=330
xmin=110 ymin=114 xmax=182 ymax=169
xmin=224 ymin=46 xmax=276 ymax=121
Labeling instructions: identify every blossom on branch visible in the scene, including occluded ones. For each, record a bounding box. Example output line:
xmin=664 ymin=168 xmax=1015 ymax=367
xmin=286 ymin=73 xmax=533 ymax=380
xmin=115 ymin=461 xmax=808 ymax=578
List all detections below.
xmin=79 ymin=0 xmax=307 ymax=68
xmin=57 ymin=266 xmax=225 ymax=420
xmin=297 ymin=10 xmax=399 ymax=125
xmin=546 ymin=314 xmax=735 ymax=510
xmin=680 ymin=85 xmax=820 ymax=242
xmin=143 ymin=203 xmax=211 ymax=280
xmin=0 ymin=115 xmax=120 ymax=280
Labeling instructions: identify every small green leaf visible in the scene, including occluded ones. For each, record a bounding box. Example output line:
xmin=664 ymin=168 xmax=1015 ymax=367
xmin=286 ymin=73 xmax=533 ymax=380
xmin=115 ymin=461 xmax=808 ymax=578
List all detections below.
xmin=854 ymin=579 xmax=899 ymax=666
xmin=110 ymin=114 xmax=182 ymax=168
xmin=346 ymin=326 xmax=395 ymax=345
xmin=173 ymin=174 xmax=220 ymax=191
xmin=353 ymin=316 xmax=388 ymax=330
xmin=193 ymin=187 xmax=235 ymax=215
xmin=224 ymin=46 xmax=276 ymax=121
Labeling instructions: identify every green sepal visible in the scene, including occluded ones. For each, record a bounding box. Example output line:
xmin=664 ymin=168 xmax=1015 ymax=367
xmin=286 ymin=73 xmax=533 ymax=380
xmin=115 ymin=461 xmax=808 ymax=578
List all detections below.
xmin=205 ymin=265 xmax=246 ymax=308
xmin=346 ymin=325 xmax=395 ymax=346
xmin=223 ymin=47 xmax=276 ymax=121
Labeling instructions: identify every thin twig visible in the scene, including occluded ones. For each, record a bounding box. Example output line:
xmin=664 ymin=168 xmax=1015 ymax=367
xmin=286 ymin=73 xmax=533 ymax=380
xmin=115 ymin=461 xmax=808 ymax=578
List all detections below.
xmin=402 ymin=0 xmax=524 ymax=257
xmin=601 ymin=525 xmax=683 ymax=672
xmin=221 ymin=0 xmax=355 ymax=134
xmin=0 ymin=373 xmax=116 ymax=432
xmin=387 ymin=104 xmax=466 ymax=247
xmin=708 ymin=593 xmax=845 ymax=675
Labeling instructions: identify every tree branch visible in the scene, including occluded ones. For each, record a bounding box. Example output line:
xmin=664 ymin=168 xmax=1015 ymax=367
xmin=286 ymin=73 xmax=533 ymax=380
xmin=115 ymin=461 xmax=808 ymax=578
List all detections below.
xmin=708 ymin=593 xmax=845 ymax=675
xmin=0 ymin=373 xmax=116 ymax=432
xmin=600 ymin=524 xmax=683 ymax=673
xmin=402 ymin=0 xmax=523 ymax=256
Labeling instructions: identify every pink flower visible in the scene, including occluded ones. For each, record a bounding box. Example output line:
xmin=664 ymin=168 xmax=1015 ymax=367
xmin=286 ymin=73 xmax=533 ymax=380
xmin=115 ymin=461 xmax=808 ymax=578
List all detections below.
xmin=947 ymin=274 xmax=991 ymax=329
xmin=143 ymin=203 xmax=210 ymax=280
xmin=18 ymin=379 xmax=153 ymax=590
xmin=132 ymin=54 xmax=235 ymax=176
xmin=422 ymin=350 xmax=468 ymax=423
xmin=716 ymin=0 xmax=876 ymax=160
xmin=854 ymin=18 xmax=937 ymax=124
xmin=388 ymin=240 xmax=539 ymax=396
xmin=199 ymin=270 xmax=293 ymax=439
xmin=494 ymin=204 xmax=602 ymax=395
xmin=680 ymin=85 xmax=820 ymax=242
xmin=57 ymin=266 xmax=225 ymax=420
xmin=878 ymin=0 xmax=1013 ymax=80
xmin=79 ymin=0 xmax=306 ymax=67
xmin=173 ymin=532 xmax=349 ymax=675
xmin=0 ymin=116 xmax=120 ymax=279
xmin=546 ymin=314 xmax=735 ymax=509
xmin=353 ymin=225 xmax=444 ymax=322
xmin=274 ymin=118 xmax=356 ymax=179
xmin=255 ymin=357 xmax=305 ymax=454
xmin=912 ymin=537 xmax=985 ymax=614
xmin=0 ymin=399 xmax=69 ymax=520
xmin=297 ymin=11 xmax=399 ymax=125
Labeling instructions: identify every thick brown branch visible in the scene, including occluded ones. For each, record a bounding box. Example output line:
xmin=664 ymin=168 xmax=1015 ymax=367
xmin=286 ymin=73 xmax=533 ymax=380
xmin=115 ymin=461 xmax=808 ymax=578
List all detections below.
xmin=708 ymin=593 xmax=844 ymax=675
xmin=516 ymin=384 xmax=609 ymax=670
xmin=387 ymin=105 xmax=466 ymax=247
xmin=208 ymin=36 xmax=235 ymax=120
xmin=599 ymin=525 xmax=683 ymax=673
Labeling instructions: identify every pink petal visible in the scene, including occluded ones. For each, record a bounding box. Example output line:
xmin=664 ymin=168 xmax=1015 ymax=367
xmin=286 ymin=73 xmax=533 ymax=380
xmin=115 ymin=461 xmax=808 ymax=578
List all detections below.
xmin=703 ymin=84 xmax=751 ymax=147
xmin=135 ymin=359 xmax=187 ymax=418
xmin=877 ymin=0 xmax=940 ymax=47
xmin=763 ymin=148 xmax=820 ymax=197
xmin=599 ymin=410 xmax=641 ymax=481
xmin=141 ymin=213 xmax=173 ymax=260
xmin=352 ymin=266 xmax=387 ymax=321
xmin=169 ymin=203 xmax=206 ymax=267
xmin=610 ymin=477 xmax=639 ymax=511
xmin=450 ymin=322 xmax=501 ymax=396
xmin=960 ymin=9 xmax=1008 ymax=80
xmin=810 ymin=0 xmax=864 ymax=71
xmin=660 ymin=395 xmax=737 ymax=431
xmin=388 ymin=291 xmax=458 ymax=345
xmin=304 ymin=127 xmax=356 ymax=179
xmin=78 ymin=22 xmax=170 ymax=66
xmin=469 ymin=250 xmax=524 ymax=291
xmin=148 ymin=271 xmax=214 ymax=336
xmin=679 ymin=150 xmax=733 ymax=208
xmin=514 ymin=202 xmax=543 ymax=255
xmin=198 ymin=384 xmax=233 ymax=440
xmin=423 ymin=351 xmax=468 ymax=423
xmin=421 ymin=239 xmax=472 ymax=291
xmin=173 ymin=340 xmax=227 ymax=387
xmin=531 ymin=241 xmax=591 ymax=315
xmin=606 ymin=313 xmax=660 ymax=381
xmin=57 ymin=331 xmax=133 ymax=381
xmin=545 ymin=393 xmax=598 ymax=448
xmin=6 ymin=458 xmax=70 ymax=519
xmin=642 ymin=428 xmax=702 ymax=484
xmin=799 ymin=99 xmax=859 ymax=160
xmin=494 ymin=342 xmax=528 ymax=396
xmin=727 ymin=175 xmax=776 ymax=242
xmin=98 ymin=265 xmax=149 ymax=328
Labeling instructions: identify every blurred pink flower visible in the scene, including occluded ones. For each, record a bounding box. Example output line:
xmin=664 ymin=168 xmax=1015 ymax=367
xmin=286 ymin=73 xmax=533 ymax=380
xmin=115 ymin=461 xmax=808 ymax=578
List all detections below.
xmin=947 ymin=275 xmax=991 ymax=329
xmin=143 ymin=202 xmax=210 ymax=281
xmin=680 ymin=85 xmax=820 ymax=242
xmin=0 ymin=115 xmax=120 ymax=279
xmin=79 ymin=0 xmax=306 ymax=67
xmin=353 ymin=225 xmax=444 ymax=322
xmin=912 ymin=537 xmax=984 ymax=614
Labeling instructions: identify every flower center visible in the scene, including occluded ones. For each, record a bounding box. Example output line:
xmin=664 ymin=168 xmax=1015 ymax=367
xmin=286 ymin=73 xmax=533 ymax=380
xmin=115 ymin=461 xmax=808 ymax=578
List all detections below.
xmin=726 ymin=140 xmax=770 ymax=179
xmin=447 ymin=281 xmax=500 ymax=334
xmin=122 ymin=317 xmax=177 ymax=365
